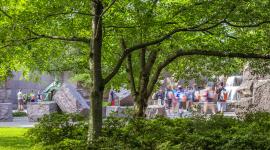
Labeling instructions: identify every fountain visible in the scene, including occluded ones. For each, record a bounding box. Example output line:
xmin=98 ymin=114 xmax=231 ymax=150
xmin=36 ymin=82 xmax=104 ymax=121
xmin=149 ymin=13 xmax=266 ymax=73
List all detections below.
xmin=225 ymin=76 xmax=243 ymax=102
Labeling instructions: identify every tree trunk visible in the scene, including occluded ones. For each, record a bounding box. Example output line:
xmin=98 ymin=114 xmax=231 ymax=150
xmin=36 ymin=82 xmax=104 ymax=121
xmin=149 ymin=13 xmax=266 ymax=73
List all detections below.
xmin=87 ymin=0 xmax=104 ymax=147
xmin=134 ymin=94 xmax=148 ymax=117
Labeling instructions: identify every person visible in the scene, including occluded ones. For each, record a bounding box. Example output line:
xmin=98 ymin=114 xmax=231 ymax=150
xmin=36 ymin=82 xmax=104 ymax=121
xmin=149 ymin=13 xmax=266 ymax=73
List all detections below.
xmin=17 ymin=89 xmax=24 ymax=111
xmin=109 ymin=90 xmax=116 ymax=106
xmin=30 ymin=90 xmax=36 ymax=102
xmin=166 ymin=86 xmax=174 ymax=114
xmin=153 ymin=89 xmax=165 ymax=106
xmin=37 ymin=90 xmax=43 ymax=101
xmin=203 ymin=86 xmax=216 ymax=114
xmin=186 ymin=87 xmax=195 ymax=111
xmin=175 ymin=86 xmax=186 ymax=116
xmin=216 ymin=82 xmax=228 ymax=113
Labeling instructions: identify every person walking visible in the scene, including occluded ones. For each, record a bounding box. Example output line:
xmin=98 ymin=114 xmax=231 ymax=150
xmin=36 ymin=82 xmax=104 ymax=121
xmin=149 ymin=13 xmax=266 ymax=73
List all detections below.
xmin=17 ymin=89 xmax=24 ymax=111
xmin=216 ymin=82 xmax=228 ymax=113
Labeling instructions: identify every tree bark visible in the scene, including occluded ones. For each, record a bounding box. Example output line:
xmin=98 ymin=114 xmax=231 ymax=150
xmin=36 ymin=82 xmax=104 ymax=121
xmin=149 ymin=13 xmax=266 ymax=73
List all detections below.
xmin=87 ymin=0 xmax=104 ymax=147
xmin=134 ymin=50 xmax=158 ymax=117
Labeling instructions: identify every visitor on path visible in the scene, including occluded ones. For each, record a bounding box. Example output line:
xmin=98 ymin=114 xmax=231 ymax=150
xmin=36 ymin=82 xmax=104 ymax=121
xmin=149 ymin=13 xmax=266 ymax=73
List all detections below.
xmin=166 ymin=86 xmax=174 ymax=114
xmin=17 ymin=89 xmax=24 ymax=111
xmin=175 ymin=86 xmax=185 ymax=116
xmin=153 ymin=90 xmax=165 ymax=106
xmin=186 ymin=86 xmax=195 ymax=111
xmin=203 ymin=86 xmax=216 ymax=114
xmin=216 ymin=82 xmax=228 ymax=113
xmin=37 ymin=90 xmax=43 ymax=101
xmin=109 ymin=90 xmax=116 ymax=106
xmin=30 ymin=90 xmax=36 ymax=102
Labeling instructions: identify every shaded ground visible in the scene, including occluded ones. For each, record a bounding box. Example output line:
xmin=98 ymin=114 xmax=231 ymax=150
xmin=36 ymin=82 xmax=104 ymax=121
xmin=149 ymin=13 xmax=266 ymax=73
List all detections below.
xmin=0 ymin=128 xmax=30 ymax=150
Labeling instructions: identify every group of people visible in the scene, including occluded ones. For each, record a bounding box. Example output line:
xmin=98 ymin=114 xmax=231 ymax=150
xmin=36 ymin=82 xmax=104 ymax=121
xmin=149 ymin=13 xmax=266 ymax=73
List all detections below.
xmin=17 ymin=89 xmax=43 ymax=111
xmin=152 ymin=82 xmax=228 ymax=115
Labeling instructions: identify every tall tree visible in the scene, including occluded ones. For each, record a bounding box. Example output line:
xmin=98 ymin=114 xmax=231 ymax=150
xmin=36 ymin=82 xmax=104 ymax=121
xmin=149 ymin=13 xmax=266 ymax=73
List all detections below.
xmin=1 ymin=0 xmax=270 ymax=147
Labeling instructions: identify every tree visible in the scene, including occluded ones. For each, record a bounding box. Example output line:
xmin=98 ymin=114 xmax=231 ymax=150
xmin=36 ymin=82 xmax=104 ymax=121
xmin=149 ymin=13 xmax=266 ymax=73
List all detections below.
xmin=1 ymin=0 xmax=270 ymax=147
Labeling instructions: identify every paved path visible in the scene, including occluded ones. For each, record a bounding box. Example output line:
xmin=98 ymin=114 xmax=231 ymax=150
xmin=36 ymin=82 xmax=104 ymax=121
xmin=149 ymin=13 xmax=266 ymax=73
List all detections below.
xmin=0 ymin=117 xmax=36 ymax=128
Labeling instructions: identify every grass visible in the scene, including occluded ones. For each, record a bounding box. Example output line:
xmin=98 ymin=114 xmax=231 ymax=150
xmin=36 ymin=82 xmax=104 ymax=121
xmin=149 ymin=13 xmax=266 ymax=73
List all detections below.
xmin=0 ymin=128 xmax=30 ymax=150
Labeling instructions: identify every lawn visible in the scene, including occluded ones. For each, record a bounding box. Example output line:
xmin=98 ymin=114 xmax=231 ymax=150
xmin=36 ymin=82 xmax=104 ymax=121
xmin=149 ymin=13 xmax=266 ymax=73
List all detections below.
xmin=0 ymin=128 xmax=30 ymax=150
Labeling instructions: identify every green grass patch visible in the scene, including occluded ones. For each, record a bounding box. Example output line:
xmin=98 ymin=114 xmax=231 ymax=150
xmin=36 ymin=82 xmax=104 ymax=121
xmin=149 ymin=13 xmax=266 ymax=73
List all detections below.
xmin=0 ymin=128 xmax=30 ymax=150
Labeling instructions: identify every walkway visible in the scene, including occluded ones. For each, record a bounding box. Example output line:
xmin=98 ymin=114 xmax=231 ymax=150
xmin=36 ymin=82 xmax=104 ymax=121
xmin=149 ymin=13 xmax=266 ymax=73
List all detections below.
xmin=0 ymin=117 xmax=36 ymax=128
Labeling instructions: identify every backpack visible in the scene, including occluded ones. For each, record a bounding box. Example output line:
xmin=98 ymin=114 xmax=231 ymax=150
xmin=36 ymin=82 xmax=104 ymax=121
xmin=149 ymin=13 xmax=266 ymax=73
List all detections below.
xmin=219 ymin=88 xmax=228 ymax=101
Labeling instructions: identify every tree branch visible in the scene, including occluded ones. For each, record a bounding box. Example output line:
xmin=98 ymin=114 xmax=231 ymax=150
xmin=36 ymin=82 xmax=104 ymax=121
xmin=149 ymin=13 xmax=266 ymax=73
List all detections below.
xmin=45 ymin=11 xmax=95 ymax=19
xmin=224 ymin=19 xmax=270 ymax=28
xmin=25 ymin=28 xmax=90 ymax=43
xmin=147 ymin=49 xmax=270 ymax=96
xmin=100 ymin=0 xmax=117 ymax=17
xmin=0 ymin=9 xmax=12 ymax=19
xmin=104 ymin=18 xmax=270 ymax=85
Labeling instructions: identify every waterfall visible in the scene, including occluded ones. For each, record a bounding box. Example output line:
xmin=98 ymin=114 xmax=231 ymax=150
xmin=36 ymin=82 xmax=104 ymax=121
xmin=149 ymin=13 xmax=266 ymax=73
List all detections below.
xmin=225 ymin=76 xmax=242 ymax=101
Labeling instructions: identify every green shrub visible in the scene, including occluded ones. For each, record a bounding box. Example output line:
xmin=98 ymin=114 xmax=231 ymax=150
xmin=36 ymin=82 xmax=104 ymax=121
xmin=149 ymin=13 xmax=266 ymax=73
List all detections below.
xmin=26 ymin=113 xmax=88 ymax=148
xmin=27 ymin=112 xmax=270 ymax=150
xmin=12 ymin=111 xmax=27 ymax=117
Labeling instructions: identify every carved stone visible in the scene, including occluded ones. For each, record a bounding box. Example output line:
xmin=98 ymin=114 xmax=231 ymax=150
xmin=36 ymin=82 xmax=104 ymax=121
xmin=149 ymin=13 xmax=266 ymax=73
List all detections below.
xmin=27 ymin=101 xmax=59 ymax=122
xmin=53 ymin=84 xmax=89 ymax=117
xmin=146 ymin=105 xmax=166 ymax=118
xmin=105 ymin=106 xmax=133 ymax=117
xmin=0 ymin=103 xmax=13 ymax=122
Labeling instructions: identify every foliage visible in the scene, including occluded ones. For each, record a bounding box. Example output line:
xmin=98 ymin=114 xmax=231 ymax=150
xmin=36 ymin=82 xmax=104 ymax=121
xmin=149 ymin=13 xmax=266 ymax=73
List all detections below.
xmin=0 ymin=128 xmax=30 ymax=150
xmin=28 ymin=112 xmax=270 ymax=150
xmin=12 ymin=111 xmax=27 ymax=117
xmin=26 ymin=113 xmax=88 ymax=147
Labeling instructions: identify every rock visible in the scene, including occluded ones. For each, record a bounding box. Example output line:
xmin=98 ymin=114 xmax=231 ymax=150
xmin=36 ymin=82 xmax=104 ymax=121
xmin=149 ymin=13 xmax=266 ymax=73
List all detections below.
xmin=0 ymin=103 xmax=13 ymax=122
xmin=238 ymin=80 xmax=254 ymax=98
xmin=27 ymin=101 xmax=59 ymax=122
xmin=53 ymin=84 xmax=89 ymax=117
xmin=146 ymin=105 xmax=166 ymax=118
xmin=105 ymin=106 xmax=133 ymax=117
xmin=253 ymin=80 xmax=270 ymax=112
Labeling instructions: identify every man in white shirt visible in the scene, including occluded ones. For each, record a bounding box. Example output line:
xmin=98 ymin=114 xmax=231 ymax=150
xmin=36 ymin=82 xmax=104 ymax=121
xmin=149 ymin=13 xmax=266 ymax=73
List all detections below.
xmin=17 ymin=89 xmax=24 ymax=111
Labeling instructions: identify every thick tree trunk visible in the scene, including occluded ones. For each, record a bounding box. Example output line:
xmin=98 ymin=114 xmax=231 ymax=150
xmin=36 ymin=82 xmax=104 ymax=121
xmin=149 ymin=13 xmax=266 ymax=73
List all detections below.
xmin=134 ymin=94 xmax=148 ymax=117
xmin=87 ymin=0 xmax=104 ymax=147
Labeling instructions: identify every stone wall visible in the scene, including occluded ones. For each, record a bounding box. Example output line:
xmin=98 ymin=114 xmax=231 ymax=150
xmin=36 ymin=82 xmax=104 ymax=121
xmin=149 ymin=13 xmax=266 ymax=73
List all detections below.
xmin=27 ymin=101 xmax=59 ymax=122
xmin=0 ymin=103 xmax=13 ymax=122
xmin=236 ymin=65 xmax=270 ymax=116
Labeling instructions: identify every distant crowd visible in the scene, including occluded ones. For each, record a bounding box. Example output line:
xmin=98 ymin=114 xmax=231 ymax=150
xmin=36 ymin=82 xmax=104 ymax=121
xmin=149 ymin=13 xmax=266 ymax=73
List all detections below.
xmin=152 ymin=82 xmax=228 ymax=115
xmin=17 ymin=89 xmax=43 ymax=111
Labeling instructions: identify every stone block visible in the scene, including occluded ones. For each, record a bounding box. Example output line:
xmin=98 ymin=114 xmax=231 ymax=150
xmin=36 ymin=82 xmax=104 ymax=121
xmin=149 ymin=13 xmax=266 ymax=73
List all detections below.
xmin=253 ymin=80 xmax=270 ymax=112
xmin=27 ymin=101 xmax=59 ymax=122
xmin=238 ymin=80 xmax=254 ymax=98
xmin=146 ymin=105 xmax=166 ymax=118
xmin=105 ymin=106 xmax=133 ymax=117
xmin=53 ymin=84 xmax=89 ymax=117
xmin=0 ymin=103 xmax=13 ymax=122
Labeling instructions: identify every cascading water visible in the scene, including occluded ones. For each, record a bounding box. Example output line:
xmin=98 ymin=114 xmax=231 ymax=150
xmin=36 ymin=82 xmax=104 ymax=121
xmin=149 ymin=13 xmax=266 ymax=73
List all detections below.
xmin=225 ymin=76 xmax=242 ymax=101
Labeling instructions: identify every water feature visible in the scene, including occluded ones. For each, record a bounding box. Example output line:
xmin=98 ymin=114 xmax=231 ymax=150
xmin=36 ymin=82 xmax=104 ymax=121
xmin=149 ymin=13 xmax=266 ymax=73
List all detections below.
xmin=225 ymin=76 xmax=242 ymax=101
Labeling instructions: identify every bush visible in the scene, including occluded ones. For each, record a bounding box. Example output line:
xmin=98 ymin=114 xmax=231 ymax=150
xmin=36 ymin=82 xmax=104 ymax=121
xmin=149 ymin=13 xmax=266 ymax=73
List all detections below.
xmin=27 ymin=112 xmax=270 ymax=150
xmin=12 ymin=111 xmax=27 ymax=117
xmin=26 ymin=113 xmax=88 ymax=148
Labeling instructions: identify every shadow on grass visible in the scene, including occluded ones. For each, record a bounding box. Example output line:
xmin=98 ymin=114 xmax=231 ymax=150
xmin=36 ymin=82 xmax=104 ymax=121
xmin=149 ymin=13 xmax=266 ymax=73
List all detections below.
xmin=0 ymin=137 xmax=30 ymax=150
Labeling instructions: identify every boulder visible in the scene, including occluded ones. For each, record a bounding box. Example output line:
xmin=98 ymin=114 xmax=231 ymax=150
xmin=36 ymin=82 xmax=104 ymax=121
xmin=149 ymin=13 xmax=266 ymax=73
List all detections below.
xmin=105 ymin=106 xmax=133 ymax=117
xmin=53 ymin=84 xmax=89 ymax=117
xmin=238 ymin=80 xmax=254 ymax=98
xmin=146 ymin=105 xmax=166 ymax=118
xmin=0 ymin=103 xmax=13 ymax=122
xmin=253 ymin=80 xmax=270 ymax=112
xmin=27 ymin=101 xmax=59 ymax=122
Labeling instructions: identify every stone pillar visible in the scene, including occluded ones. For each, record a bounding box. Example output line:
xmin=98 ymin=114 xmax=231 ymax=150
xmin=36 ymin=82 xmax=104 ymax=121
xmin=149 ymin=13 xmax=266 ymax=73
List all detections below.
xmin=27 ymin=101 xmax=59 ymax=122
xmin=0 ymin=103 xmax=13 ymax=122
